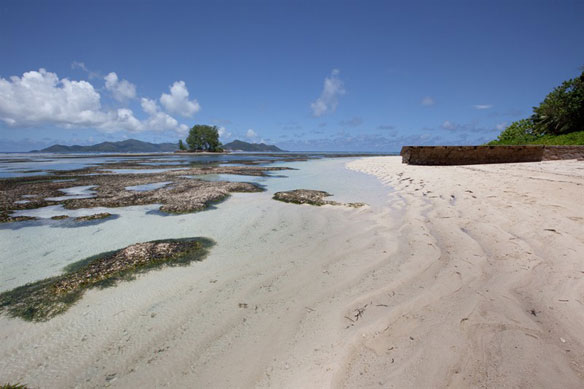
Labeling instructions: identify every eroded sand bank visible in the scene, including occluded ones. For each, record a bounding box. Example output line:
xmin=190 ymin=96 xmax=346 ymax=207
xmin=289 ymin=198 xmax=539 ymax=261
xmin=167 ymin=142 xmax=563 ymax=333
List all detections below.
xmin=1 ymin=156 xmax=583 ymax=388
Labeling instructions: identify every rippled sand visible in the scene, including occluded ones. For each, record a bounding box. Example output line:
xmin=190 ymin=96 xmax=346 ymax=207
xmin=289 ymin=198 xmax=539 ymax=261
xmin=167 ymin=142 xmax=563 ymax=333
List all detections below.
xmin=2 ymin=156 xmax=583 ymax=388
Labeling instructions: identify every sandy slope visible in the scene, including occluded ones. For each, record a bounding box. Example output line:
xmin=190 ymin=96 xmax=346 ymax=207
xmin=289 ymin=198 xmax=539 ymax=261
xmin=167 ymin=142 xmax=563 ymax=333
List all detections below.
xmin=343 ymin=156 xmax=584 ymax=388
xmin=1 ymin=156 xmax=583 ymax=388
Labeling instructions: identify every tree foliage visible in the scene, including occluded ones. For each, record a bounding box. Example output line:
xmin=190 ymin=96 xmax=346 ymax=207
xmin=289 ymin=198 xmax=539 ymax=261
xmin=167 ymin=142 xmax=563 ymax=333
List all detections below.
xmin=489 ymin=119 xmax=538 ymax=145
xmin=178 ymin=139 xmax=186 ymax=150
xmin=531 ymin=71 xmax=584 ymax=135
xmin=489 ymin=69 xmax=584 ymax=145
xmin=185 ymin=125 xmax=222 ymax=152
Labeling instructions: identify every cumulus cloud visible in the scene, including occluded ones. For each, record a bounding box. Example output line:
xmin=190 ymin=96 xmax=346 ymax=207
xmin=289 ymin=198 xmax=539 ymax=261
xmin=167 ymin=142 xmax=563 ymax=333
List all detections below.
xmin=246 ymin=129 xmax=257 ymax=139
xmin=160 ymin=81 xmax=201 ymax=117
xmin=139 ymin=98 xmax=189 ymax=134
xmin=421 ymin=96 xmax=435 ymax=106
xmin=0 ymin=68 xmax=105 ymax=127
xmin=217 ymin=126 xmax=232 ymax=139
xmin=310 ymin=69 xmax=345 ymax=117
xmin=104 ymin=72 xmax=136 ymax=102
xmin=473 ymin=104 xmax=493 ymax=110
xmin=0 ymin=68 xmax=188 ymax=135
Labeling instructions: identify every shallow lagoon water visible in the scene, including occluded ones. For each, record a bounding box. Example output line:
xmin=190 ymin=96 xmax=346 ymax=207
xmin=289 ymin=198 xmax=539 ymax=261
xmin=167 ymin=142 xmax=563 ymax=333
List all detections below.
xmin=0 ymin=153 xmax=148 ymax=177
xmin=125 ymin=181 xmax=173 ymax=192
xmin=104 ymin=168 xmax=188 ymax=174
xmin=0 ymin=157 xmax=390 ymax=292
xmin=45 ymin=185 xmax=97 ymax=201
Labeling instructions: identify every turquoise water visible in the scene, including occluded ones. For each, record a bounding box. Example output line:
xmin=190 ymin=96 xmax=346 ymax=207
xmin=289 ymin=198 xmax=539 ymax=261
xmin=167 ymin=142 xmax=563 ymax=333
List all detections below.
xmin=0 ymin=152 xmax=397 ymax=178
xmin=0 ymin=157 xmax=391 ymax=292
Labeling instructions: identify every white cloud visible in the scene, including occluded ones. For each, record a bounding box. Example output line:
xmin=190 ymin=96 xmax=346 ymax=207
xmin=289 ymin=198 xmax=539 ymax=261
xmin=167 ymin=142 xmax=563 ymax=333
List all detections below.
xmin=104 ymin=72 xmax=136 ymax=102
xmin=421 ymin=96 xmax=435 ymax=106
xmin=496 ymin=122 xmax=508 ymax=131
xmin=71 ymin=61 xmax=100 ymax=79
xmin=0 ymin=68 xmax=188 ymax=135
xmin=160 ymin=81 xmax=200 ymax=117
xmin=140 ymin=97 xmax=159 ymax=116
xmin=218 ymin=126 xmax=232 ymax=140
xmin=473 ymin=104 xmax=493 ymax=110
xmin=246 ymin=129 xmax=257 ymax=139
xmin=71 ymin=61 xmax=89 ymax=73
xmin=310 ymin=69 xmax=345 ymax=117
xmin=140 ymin=98 xmax=188 ymax=134
xmin=0 ymin=68 xmax=104 ymax=127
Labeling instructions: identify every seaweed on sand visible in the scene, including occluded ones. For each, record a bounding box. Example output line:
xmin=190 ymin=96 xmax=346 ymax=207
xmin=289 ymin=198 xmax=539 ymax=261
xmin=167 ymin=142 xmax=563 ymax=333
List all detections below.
xmin=273 ymin=189 xmax=365 ymax=208
xmin=0 ymin=237 xmax=214 ymax=322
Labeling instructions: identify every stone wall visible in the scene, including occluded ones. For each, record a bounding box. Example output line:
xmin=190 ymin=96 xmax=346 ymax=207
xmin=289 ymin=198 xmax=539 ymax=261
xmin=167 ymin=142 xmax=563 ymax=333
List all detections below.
xmin=542 ymin=146 xmax=584 ymax=160
xmin=400 ymin=145 xmax=584 ymax=165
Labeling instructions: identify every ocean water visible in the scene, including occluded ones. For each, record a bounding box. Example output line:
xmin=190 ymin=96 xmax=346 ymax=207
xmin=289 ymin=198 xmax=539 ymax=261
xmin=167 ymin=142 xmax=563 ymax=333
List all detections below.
xmin=0 ymin=151 xmax=396 ymax=178
xmin=0 ymin=156 xmax=391 ymax=292
xmin=44 ymin=185 xmax=96 ymax=201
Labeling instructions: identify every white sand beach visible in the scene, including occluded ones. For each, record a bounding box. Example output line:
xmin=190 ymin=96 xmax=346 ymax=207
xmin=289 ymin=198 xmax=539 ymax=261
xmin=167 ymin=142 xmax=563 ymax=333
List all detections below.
xmin=1 ymin=156 xmax=584 ymax=388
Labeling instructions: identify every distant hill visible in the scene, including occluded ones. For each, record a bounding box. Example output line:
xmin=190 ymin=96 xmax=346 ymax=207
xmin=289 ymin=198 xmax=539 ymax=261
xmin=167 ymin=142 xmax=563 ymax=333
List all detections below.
xmin=33 ymin=139 xmax=178 ymax=153
xmin=222 ymin=140 xmax=285 ymax=152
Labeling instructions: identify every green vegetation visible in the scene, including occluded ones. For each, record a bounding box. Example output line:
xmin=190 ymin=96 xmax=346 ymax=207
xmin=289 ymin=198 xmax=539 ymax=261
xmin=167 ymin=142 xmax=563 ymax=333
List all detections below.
xmin=525 ymin=131 xmax=584 ymax=145
xmin=489 ymin=119 xmax=538 ymax=145
xmin=178 ymin=139 xmax=186 ymax=150
xmin=0 ymin=238 xmax=214 ymax=322
xmin=185 ymin=124 xmax=223 ymax=152
xmin=1 ymin=385 xmax=29 ymax=389
xmin=489 ymin=70 xmax=584 ymax=145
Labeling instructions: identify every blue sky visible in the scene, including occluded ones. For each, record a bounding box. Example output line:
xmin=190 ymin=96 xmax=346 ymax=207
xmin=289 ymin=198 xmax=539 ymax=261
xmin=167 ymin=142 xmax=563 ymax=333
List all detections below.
xmin=1 ymin=0 xmax=583 ymax=152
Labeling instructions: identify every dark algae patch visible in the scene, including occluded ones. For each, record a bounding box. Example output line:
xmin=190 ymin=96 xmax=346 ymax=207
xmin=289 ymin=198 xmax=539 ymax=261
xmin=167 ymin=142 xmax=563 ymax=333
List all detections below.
xmin=273 ymin=189 xmax=334 ymax=206
xmin=273 ymin=189 xmax=365 ymax=208
xmin=74 ymin=212 xmax=112 ymax=221
xmin=0 ymin=237 xmax=214 ymax=322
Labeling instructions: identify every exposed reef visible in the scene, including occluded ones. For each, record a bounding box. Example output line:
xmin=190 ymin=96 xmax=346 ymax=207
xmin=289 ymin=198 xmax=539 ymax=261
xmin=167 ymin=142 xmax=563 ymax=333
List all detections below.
xmin=0 ymin=164 xmax=292 ymax=222
xmin=0 ymin=211 xmax=37 ymax=223
xmin=74 ymin=212 xmax=112 ymax=222
xmin=273 ymin=189 xmax=365 ymax=208
xmin=0 ymin=238 xmax=214 ymax=321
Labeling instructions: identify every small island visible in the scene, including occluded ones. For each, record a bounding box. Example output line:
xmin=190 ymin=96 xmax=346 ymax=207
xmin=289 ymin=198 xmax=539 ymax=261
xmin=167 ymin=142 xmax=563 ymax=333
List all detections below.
xmin=176 ymin=124 xmax=284 ymax=153
xmin=33 ymin=139 xmax=179 ymax=153
xmin=222 ymin=140 xmax=285 ymax=152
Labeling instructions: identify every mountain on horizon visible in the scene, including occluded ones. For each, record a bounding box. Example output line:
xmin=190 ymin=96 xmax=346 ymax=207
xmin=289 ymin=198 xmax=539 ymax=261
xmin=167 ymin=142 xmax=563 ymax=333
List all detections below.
xmin=33 ymin=139 xmax=179 ymax=153
xmin=222 ymin=139 xmax=284 ymax=152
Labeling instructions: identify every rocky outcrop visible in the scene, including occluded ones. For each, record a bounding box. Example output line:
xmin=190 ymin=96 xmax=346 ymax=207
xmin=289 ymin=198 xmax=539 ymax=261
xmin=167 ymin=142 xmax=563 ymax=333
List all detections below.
xmin=0 ymin=238 xmax=214 ymax=321
xmin=0 ymin=210 xmax=37 ymax=223
xmin=74 ymin=213 xmax=111 ymax=222
xmin=0 ymin=164 xmax=288 ymax=222
xmin=273 ymin=189 xmax=365 ymax=208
